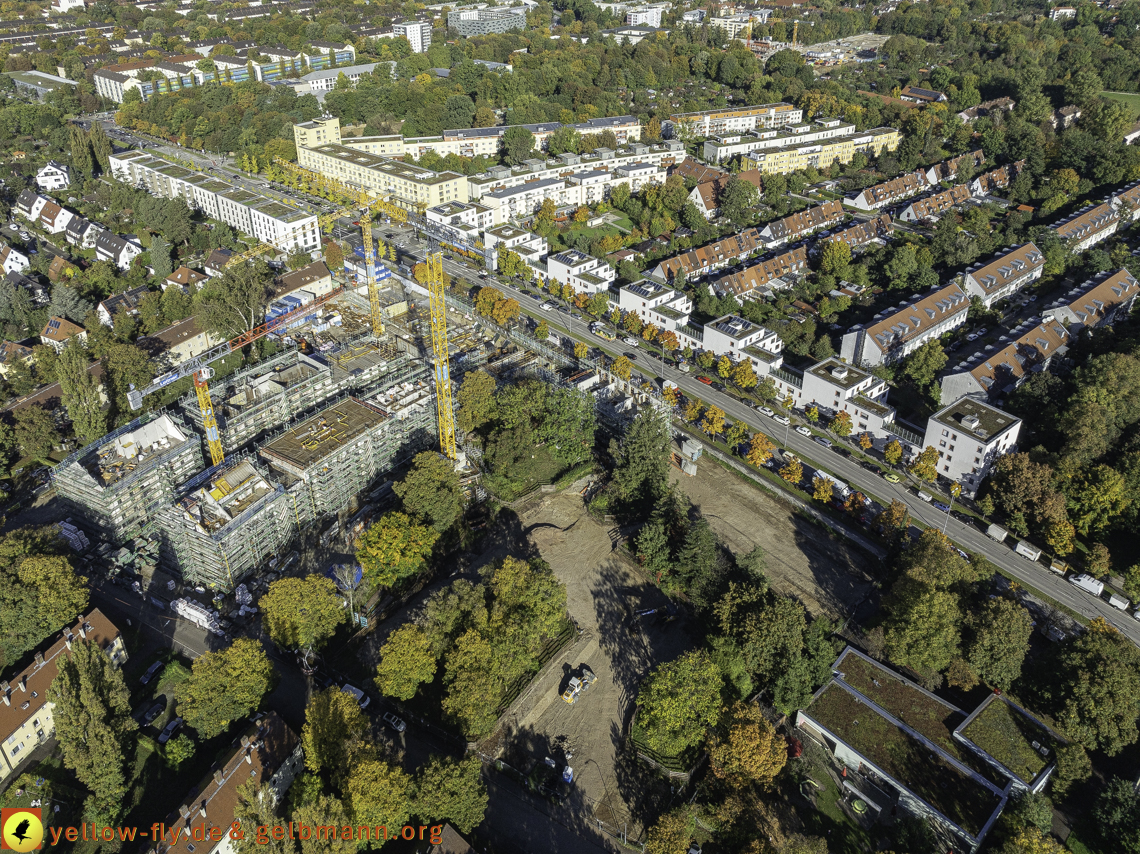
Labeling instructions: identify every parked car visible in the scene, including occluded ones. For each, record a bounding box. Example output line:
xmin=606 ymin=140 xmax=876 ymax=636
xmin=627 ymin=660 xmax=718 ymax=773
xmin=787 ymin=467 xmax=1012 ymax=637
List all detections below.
xmin=772 ymin=414 xmax=791 ymax=425
xmin=932 ymin=501 xmax=951 ymax=512
xmin=833 ymin=447 xmax=851 ymax=458
xmin=158 ymin=717 xmax=183 ymax=744
xmin=342 ymin=684 xmax=370 ymax=709
xmin=142 ymin=700 xmax=165 ymax=725
xmin=139 ymin=661 xmax=164 ymax=686
xmin=813 ymin=436 xmax=832 ymax=449
xmin=382 ymin=712 xmax=406 ymax=733
xmin=884 ymin=472 xmax=901 ymax=483
xmin=758 ymin=406 xmax=775 ymax=417
xmin=795 ymin=426 xmax=812 ymax=437
xmin=698 ymin=376 xmax=713 ymax=385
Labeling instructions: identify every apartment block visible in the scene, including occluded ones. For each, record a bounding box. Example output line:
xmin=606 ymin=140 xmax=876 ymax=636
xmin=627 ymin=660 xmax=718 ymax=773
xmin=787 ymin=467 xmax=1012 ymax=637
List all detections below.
xmin=53 ymin=413 xmax=204 ymax=540
xmin=546 ymin=249 xmax=616 ymax=294
xmin=667 ymin=103 xmax=804 ymax=138
xmin=627 ymin=6 xmax=665 ymax=26
xmin=109 ymin=151 xmax=319 ymax=253
xmin=702 ymin=314 xmax=783 ymax=367
xmin=970 ymin=160 xmax=1026 ymax=196
xmin=393 ymin=20 xmax=432 ymax=53
xmin=709 ymin=10 xmax=770 ymax=38
xmin=847 ymin=171 xmax=927 ymax=210
xmin=617 ymin=280 xmax=693 ymax=334
xmin=1112 ymin=180 xmax=1140 ymax=221
xmin=482 ymin=179 xmax=584 ymax=224
xmin=702 ymin=119 xmax=858 ymax=165
xmin=741 ymin=127 xmax=900 ymax=175
xmin=1043 ymin=268 xmax=1140 ymax=333
xmin=961 ymin=243 xmax=1045 ymax=306
xmin=1051 ymin=202 xmax=1119 ymax=251
xmin=758 ymin=200 xmax=845 ymax=248
xmin=823 ymin=214 xmax=892 ymax=250
xmin=0 ymin=611 xmax=126 ymax=784
xmin=292 ymin=116 xmax=342 ymax=149
xmin=714 ymin=246 xmax=809 ymax=299
xmin=940 ymin=319 xmax=1071 ymax=403
xmin=924 ymin=398 xmax=1021 ymax=493
xmin=898 ymin=184 xmax=972 ymax=222
xmin=295 ymin=143 xmax=467 ymax=210
xmin=841 ymin=283 xmax=970 ymax=367
xmin=448 ymin=7 xmax=527 ymax=35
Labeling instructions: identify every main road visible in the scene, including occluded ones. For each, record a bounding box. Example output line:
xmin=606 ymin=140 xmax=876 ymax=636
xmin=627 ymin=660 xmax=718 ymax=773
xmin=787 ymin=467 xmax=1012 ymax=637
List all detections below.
xmin=403 ymin=243 xmax=1140 ymax=647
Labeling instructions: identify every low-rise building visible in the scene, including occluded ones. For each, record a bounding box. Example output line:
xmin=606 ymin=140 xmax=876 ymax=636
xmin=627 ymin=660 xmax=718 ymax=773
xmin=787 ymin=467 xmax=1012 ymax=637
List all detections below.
xmin=924 ymin=397 xmax=1021 ymax=492
xmin=0 ymin=340 xmax=33 ymax=377
xmin=1051 ymin=202 xmax=1119 ymax=251
xmin=482 ymin=179 xmax=584 ymax=225
xmin=940 ymin=319 xmax=1071 ymax=403
xmin=758 ymin=200 xmax=844 ymax=247
xmin=618 ymin=280 xmax=693 ymax=335
xmin=0 ymin=610 xmax=126 ymax=783
xmin=970 ymin=161 xmax=1025 ymax=196
xmin=686 ymin=170 xmax=763 ymax=219
xmin=97 ymin=285 xmax=151 ymax=327
xmin=15 ymin=189 xmax=49 ymax=222
xmin=139 ymin=316 xmax=220 ymax=367
xmin=37 ymin=201 xmax=74 ymax=234
xmin=961 ymin=243 xmax=1045 ymax=306
xmin=701 ymin=314 xmax=783 ymax=367
xmin=647 ymin=228 xmax=766 ymax=283
xmin=205 ymin=248 xmax=234 ymax=278
xmin=1111 ymin=180 xmax=1140 ymax=221
xmin=546 ymin=249 xmax=615 ymax=294
xmin=841 ymin=283 xmax=970 ymax=367
xmin=35 ymin=161 xmax=70 ymax=192
xmin=40 ymin=316 xmax=86 ymax=352
xmin=957 ymin=97 xmax=1016 ymax=124
xmin=899 ymin=85 xmax=948 ymax=104
xmin=0 ymin=244 xmax=29 ymax=275
xmin=714 ymin=246 xmax=808 ymax=299
xmin=64 ymin=216 xmax=103 ymax=249
xmin=923 ymin=149 xmax=984 ymax=185
xmin=94 ymin=232 xmax=143 ymax=270
xmin=1043 ymin=268 xmax=1140 ymax=333
xmin=847 ymin=171 xmax=927 ymax=210
xmin=164 ymin=266 xmax=209 ymax=292
xmin=823 ymin=214 xmax=892 ymax=250
xmin=898 ymin=184 xmax=972 ymax=222
xmin=1050 ymin=6 xmax=1076 ymax=20
xmin=277 ymin=261 xmax=336 ymax=299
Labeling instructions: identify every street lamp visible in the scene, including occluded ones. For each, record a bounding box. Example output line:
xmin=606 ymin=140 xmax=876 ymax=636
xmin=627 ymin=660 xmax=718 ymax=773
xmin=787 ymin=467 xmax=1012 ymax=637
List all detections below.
xmin=943 ymin=482 xmax=961 ymax=535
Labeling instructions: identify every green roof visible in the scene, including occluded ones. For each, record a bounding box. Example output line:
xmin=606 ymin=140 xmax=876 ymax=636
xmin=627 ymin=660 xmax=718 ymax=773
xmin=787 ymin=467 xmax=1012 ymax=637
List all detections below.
xmin=957 ymin=695 xmax=1061 ymax=786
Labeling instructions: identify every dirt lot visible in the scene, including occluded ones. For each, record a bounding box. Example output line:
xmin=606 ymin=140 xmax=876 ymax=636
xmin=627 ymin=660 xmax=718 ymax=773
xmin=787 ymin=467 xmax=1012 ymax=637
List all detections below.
xmin=670 ymin=459 xmax=878 ymax=620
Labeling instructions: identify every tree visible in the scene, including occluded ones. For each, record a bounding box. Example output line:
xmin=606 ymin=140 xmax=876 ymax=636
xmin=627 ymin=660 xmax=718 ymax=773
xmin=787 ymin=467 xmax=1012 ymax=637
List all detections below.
xmin=1000 ymin=827 xmax=1066 ymax=854
xmin=885 ymin=589 xmax=962 ymax=681
xmin=535 ymin=319 xmax=548 ymax=340
xmin=375 ymin=624 xmax=436 ymax=700
xmin=1086 ymin=543 xmax=1112 ymax=580
xmin=89 ymin=123 xmax=112 ymax=171
xmin=57 ymin=339 xmax=106 ymax=444
xmin=884 ymin=439 xmax=903 ymax=466
xmin=709 ymin=701 xmax=786 ymax=789
xmin=102 ymin=343 xmax=154 ymax=420
xmin=612 ymin=408 xmax=671 ymax=511
xmin=1068 ymin=465 xmax=1127 ymax=536
xmin=1052 ymin=619 xmax=1140 ymax=755
xmin=805 ymin=405 xmax=819 ymax=423
xmin=747 ymin=432 xmax=775 ymax=468
xmin=456 ymin=370 xmax=496 ymax=434
xmin=637 ymin=650 xmax=723 ymax=755
xmin=701 ymin=405 xmax=725 ymax=437
xmin=355 ymin=512 xmax=439 ymax=587
xmin=413 ymin=755 xmax=488 ymax=834
xmin=1090 ymin=777 xmax=1140 ymax=854
xmin=501 ymin=126 xmax=535 ymax=165
xmin=178 ymin=638 xmax=274 ymax=738
xmin=394 ymin=452 xmax=463 ymax=531
xmin=164 ymin=733 xmax=195 ymax=769
xmin=441 ymin=629 xmax=500 ymax=736
xmin=645 ymin=808 xmax=693 ymax=854
xmin=813 ymin=476 xmax=834 ymax=503
xmin=831 ymin=411 xmax=852 ymax=437
xmin=779 ymin=457 xmax=803 ymax=486
xmin=574 ymin=341 xmax=588 ymax=359
xmin=491 ymin=297 xmax=520 ymax=326
xmin=900 ymin=339 xmax=948 ymax=393
xmin=967 ymin=597 xmax=1032 ymax=690
xmin=720 ymin=174 xmax=760 ymax=226
xmin=726 ymin=420 xmax=749 ymax=451
xmin=50 ymin=284 xmax=91 ymax=323
xmin=194 ymin=260 xmax=274 ymax=339
xmin=301 ymin=687 xmax=372 ymax=782
xmin=70 ymin=125 xmax=94 ymax=178
xmin=292 ymin=795 xmax=356 ymax=854
xmin=820 ymin=240 xmax=852 ymax=277
xmin=612 ymin=355 xmax=632 ymax=380
xmin=233 ymin=782 xmax=293 ymax=854
xmin=260 ymin=575 xmax=347 ymax=651
xmin=48 ymin=639 xmax=136 ymax=822
xmin=732 ymin=360 xmax=757 ymax=390
xmin=909 ymin=446 xmax=939 ymax=481
xmin=14 ymin=404 xmax=59 ymax=461
xmin=716 ymin=354 xmax=733 ymax=379
xmin=150 ymin=235 xmax=173 ymax=281
xmin=1051 ymin=743 xmax=1091 ymax=799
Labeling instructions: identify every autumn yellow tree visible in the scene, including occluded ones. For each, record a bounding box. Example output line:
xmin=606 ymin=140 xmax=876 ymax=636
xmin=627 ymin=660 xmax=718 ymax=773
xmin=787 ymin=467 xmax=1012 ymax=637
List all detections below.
xmin=663 ymin=386 xmax=680 ymax=407
xmin=909 ymin=446 xmax=939 ymax=481
xmin=884 ymin=439 xmax=903 ymax=466
xmin=642 ymin=323 xmax=659 ymax=342
xmin=683 ymin=400 xmax=703 ymax=423
xmin=858 ymin=432 xmax=873 ymax=450
xmin=878 ymin=499 xmax=910 ymax=533
xmin=779 ymin=458 xmax=803 ymax=486
xmin=716 ymin=354 xmax=733 ymax=379
xmin=709 ymin=701 xmax=786 ymax=788
xmin=812 ymin=476 xmax=834 ymax=503
xmin=747 ymin=432 xmax=775 ymax=467
xmin=831 ymin=410 xmax=853 ymax=437
xmin=612 ymin=355 xmax=632 ymax=380
xmin=732 ymin=360 xmax=757 ymax=389
xmin=573 ymin=341 xmax=588 ymax=359
xmin=701 ymin=405 xmax=725 ymax=437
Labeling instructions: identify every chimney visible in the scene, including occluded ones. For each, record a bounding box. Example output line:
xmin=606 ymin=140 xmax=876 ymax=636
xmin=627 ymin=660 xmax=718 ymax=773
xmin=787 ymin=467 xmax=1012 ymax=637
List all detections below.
xmin=245 ymin=750 xmax=253 ymax=765
xmin=241 ymin=735 xmax=250 ymax=748
xmin=213 ymin=770 xmax=224 ymax=785
xmin=179 ymin=806 xmax=191 ymax=821
xmin=34 ymin=652 xmax=44 ymax=667
xmin=78 ymin=623 xmax=87 ymax=640
xmin=199 ymin=803 xmax=207 ymax=819
xmin=18 ymin=676 xmax=26 ymax=692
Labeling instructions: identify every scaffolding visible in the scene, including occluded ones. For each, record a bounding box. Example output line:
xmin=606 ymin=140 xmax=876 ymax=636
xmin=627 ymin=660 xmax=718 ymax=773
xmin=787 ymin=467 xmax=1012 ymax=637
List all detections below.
xmin=52 ymin=413 xmax=204 ymax=540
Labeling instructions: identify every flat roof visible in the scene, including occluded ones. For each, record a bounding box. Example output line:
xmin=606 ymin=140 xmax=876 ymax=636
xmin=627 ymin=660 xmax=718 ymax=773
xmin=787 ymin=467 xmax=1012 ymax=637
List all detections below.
xmin=930 ymin=397 xmax=1018 ymax=441
xmin=958 ymin=694 xmax=1062 ymax=786
xmin=259 ymin=397 xmax=389 ymax=471
xmin=808 ymin=358 xmax=870 ymax=389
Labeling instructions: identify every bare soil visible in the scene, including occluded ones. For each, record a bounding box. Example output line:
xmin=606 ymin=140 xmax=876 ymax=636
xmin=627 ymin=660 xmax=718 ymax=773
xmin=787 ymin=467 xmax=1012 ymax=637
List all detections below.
xmin=670 ymin=461 xmax=877 ymax=619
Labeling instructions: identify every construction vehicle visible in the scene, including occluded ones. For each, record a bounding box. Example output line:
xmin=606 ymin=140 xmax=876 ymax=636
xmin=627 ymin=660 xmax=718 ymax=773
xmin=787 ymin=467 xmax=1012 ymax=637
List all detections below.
xmin=561 ymin=666 xmax=597 ymax=704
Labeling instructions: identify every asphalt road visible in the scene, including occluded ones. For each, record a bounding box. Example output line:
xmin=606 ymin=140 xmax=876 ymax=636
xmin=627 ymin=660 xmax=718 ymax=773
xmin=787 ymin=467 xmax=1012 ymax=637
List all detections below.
xmin=414 ymin=251 xmax=1140 ymax=646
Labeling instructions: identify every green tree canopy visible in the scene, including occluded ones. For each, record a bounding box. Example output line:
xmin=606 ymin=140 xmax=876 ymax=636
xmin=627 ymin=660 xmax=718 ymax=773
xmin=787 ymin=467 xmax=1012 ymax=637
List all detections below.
xmin=637 ymin=650 xmax=723 ymax=756
xmin=375 ymin=623 xmax=437 ymax=700
xmin=393 ymin=451 xmax=463 ymax=531
xmin=260 ymin=575 xmax=347 ymax=651
xmin=412 ymin=755 xmax=488 ymax=834
xmin=355 ymin=511 xmax=439 ymax=587
xmin=178 ymin=638 xmax=275 ymax=738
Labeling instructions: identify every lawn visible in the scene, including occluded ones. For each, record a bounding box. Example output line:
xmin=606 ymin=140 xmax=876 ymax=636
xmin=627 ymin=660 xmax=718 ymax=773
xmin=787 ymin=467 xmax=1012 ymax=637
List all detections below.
xmin=1100 ymin=90 xmax=1140 ymax=118
xmin=562 ymin=222 xmax=624 ymax=244
xmin=794 ymin=763 xmax=875 ymax=854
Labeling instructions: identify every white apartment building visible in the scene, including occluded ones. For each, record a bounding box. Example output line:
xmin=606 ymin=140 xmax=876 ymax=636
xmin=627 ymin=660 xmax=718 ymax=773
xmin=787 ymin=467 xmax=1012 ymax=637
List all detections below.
xmin=924 ymin=398 xmax=1020 ymax=494
xmin=35 ymin=161 xmax=70 ymax=192
xmin=393 ymin=20 xmax=432 ymax=53
xmin=1112 ymin=181 xmax=1140 ymax=221
xmin=702 ymin=314 xmax=783 ymax=368
xmin=546 ymin=249 xmax=615 ymax=294
xmin=627 ymin=6 xmax=664 ymax=27
xmin=767 ymin=358 xmax=896 ymax=438
xmin=840 ymin=283 xmax=970 ymax=367
xmin=702 ymin=119 xmax=855 ymax=165
xmin=667 ymin=103 xmax=804 ymax=139
xmin=1051 ymin=202 xmax=1119 ymax=252
xmin=482 ymin=179 xmax=585 ymax=225
xmin=618 ymin=280 xmax=694 ymax=335
xmin=709 ymin=10 xmax=772 ymax=39
xmin=109 ymin=151 xmax=320 ymax=254
xmin=961 ymin=243 xmax=1045 ymax=306
xmin=0 ymin=245 xmax=29 ymax=275
xmin=301 ymin=62 xmax=387 ymax=94
xmin=484 ymin=223 xmax=548 ymax=270
xmin=295 ymin=143 xmax=467 ymax=211
xmin=1043 ymin=268 xmax=1140 ymax=333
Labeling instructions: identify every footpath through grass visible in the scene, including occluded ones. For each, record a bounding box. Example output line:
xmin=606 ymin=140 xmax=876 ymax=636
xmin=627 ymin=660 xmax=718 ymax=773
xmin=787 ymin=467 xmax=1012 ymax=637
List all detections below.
xmin=1100 ymin=90 xmax=1140 ymax=118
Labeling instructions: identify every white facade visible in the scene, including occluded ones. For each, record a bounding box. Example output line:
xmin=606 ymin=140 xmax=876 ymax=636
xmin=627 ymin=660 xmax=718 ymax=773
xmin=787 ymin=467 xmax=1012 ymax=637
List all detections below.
xmin=482 ymin=179 xmax=585 ymax=225
xmin=618 ymin=280 xmax=693 ymax=334
xmin=841 ymin=284 xmax=970 ymax=367
xmin=668 ymin=103 xmax=804 ymax=139
xmin=923 ymin=398 xmax=1020 ymax=494
xmin=703 ymin=119 xmax=855 ymax=165
xmin=36 ymin=161 xmax=70 ymax=192
xmin=546 ymin=249 xmax=615 ymax=295
xmin=1051 ymin=202 xmax=1119 ymax=252
xmin=0 ymin=245 xmax=29 ymax=275
xmin=626 ymin=7 xmax=663 ymax=27
xmin=961 ymin=243 xmax=1045 ymax=307
xmin=393 ymin=20 xmax=432 ymax=53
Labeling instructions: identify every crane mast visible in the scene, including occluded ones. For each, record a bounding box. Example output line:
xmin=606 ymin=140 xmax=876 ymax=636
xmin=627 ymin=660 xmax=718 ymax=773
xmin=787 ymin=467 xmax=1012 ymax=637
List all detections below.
xmin=426 ymin=252 xmax=456 ymax=460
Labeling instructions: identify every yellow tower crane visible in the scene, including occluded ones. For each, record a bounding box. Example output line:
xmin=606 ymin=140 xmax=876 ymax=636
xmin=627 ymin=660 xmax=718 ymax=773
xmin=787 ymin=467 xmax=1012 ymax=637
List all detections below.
xmin=425 ymin=251 xmax=457 ymax=461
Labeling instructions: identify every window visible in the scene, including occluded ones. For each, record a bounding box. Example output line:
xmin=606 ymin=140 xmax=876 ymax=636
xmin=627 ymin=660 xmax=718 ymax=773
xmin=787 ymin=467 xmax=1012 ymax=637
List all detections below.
xmin=942 ymin=429 xmax=949 ymax=437
xmin=939 ymin=440 xmax=947 ymax=448
xmin=944 ymin=465 xmax=950 ymax=472
xmin=952 ymin=433 xmax=958 ymax=441
xmin=949 ymin=445 xmax=954 ymax=451
xmin=974 ymin=457 xmax=981 ymax=464
xmin=11 ymin=743 xmax=21 ymax=756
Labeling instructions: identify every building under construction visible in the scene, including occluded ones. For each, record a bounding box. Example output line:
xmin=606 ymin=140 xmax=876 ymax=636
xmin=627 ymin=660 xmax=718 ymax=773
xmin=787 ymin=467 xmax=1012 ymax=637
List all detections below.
xmin=52 ymin=413 xmax=204 ymax=540
xmin=156 ymin=458 xmax=307 ymax=589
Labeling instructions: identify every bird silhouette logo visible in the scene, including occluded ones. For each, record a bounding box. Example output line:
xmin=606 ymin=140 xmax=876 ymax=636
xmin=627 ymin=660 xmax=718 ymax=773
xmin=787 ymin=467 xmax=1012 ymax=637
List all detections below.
xmin=1 ymin=808 xmax=43 ymax=851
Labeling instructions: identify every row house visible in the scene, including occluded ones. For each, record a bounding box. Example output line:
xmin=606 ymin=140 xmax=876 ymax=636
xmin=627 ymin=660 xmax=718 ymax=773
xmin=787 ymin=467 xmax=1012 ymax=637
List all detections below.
xmin=646 ymin=228 xmax=766 ymax=283
xmin=37 ymin=200 xmax=73 ymax=234
xmin=686 ymin=170 xmax=763 ymax=220
xmin=94 ymin=232 xmax=143 ymax=271
xmin=1112 ymin=180 xmax=1140 ymax=221
xmin=841 ymin=283 xmax=970 ymax=367
xmin=940 ymin=319 xmax=1071 ymax=403
xmin=546 ymin=250 xmax=615 ymax=295
xmin=669 ymin=158 xmax=726 ymax=185
xmin=970 ymin=160 xmax=1025 ymax=196
xmin=0 ymin=245 xmax=29 ymax=275
xmin=923 ymin=149 xmax=985 ymax=185
xmin=758 ymin=200 xmax=844 ymax=248
xmin=1051 ymin=202 xmax=1119 ymax=252
xmin=822 ymin=214 xmax=892 ymax=250
xmin=961 ymin=243 xmax=1045 ymax=307
xmin=846 ymin=171 xmax=927 ymax=211
xmin=957 ymin=97 xmax=1016 ymax=124
xmin=64 ymin=216 xmax=104 ymax=250
xmin=898 ymin=183 xmax=972 ymax=222
xmin=713 ymin=246 xmax=809 ymax=300
xmin=1043 ymin=268 xmax=1139 ymax=334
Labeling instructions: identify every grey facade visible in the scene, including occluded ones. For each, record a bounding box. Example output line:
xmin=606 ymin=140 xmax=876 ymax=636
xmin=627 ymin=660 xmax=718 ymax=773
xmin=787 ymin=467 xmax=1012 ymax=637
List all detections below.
xmin=448 ymin=8 xmax=527 ymax=35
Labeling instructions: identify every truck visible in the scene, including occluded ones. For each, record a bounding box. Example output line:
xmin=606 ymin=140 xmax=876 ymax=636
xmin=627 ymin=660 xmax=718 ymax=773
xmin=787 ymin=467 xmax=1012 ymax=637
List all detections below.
xmin=171 ymin=598 xmax=223 ymax=635
xmin=1068 ymin=573 xmax=1105 ymax=597
xmin=986 ymin=524 xmax=1009 ymax=543
xmin=1109 ymin=594 xmax=1130 ymax=611
xmin=812 ymin=472 xmax=850 ymax=498
xmin=1015 ymin=540 xmax=1042 ymax=561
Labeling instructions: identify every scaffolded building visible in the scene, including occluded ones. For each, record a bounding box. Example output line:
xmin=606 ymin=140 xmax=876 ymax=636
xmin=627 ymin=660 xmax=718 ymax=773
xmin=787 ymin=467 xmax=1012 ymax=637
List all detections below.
xmin=52 ymin=414 xmax=203 ymax=540
xmin=259 ymin=387 xmax=435 ymax=521
xmin=156 ymin=458 xmax=307 ymax=589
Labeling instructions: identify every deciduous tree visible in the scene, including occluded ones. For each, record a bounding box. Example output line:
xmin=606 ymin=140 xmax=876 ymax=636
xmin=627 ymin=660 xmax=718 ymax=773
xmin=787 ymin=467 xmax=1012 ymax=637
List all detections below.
xmin=612 ymin=355 xmax=632 ymax=380
xmin=375 ymin=624 xmax=437 ymax=700
xmin=1053 ymin=619 xmax=1140 ymax=755
xmin=747 ymin=432 xmax=775 ymax=468
xmin=456 ymin=370 xmax=496 ymax=434
xmin=260 ymin=575 xmax=347 ymax=651
xmin=709 ymin=701 xmax=786 ymax=788
xmin=394 ymin=452 xmax=463 ymax=531
xmin=292 ymin=795 xmax=356 ymax=854
xmin=194 ymin=259 xmax=274 ymax=339
xmin=57 ymin=339 xmax=106 ymax=444
xmin=884 ymin=439 xmax=903 ymax=466
xmin=831 ymin=410 xmax=853 ymax=437
xmin=909 ymin=446 xmax=939 ymax=482
xmin=812 ymin=476 xmax=833 ymax=503
xmin=779 ymin=457 xmax=803 ymax=486
xmin=966 ymin=597 xmax=1032 ymax=690
xmin=301 ymin=687 xmax=372 ymax=783
xmin=355 ymin=512 xmax=438 ymax=587
xmin=413 ymin=755 xmax=488 ymax=834
xmin=701 ymin=405 xmax=725 ymax=437
xmin=178 ymin=638 xmax=274 ymax=738
xmin=637 ymin=650 xmax=723 ymax=755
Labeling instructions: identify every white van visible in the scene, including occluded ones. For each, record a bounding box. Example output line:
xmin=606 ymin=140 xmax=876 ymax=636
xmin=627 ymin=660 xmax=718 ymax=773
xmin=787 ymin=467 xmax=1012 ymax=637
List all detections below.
xmin=1068 ymin=574 xmax=1104 ymax=597
xmin=1109 ymin=594 xmax=1130 ymax=611
xmin=917 ymin=490 xmax=933 ymax=503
